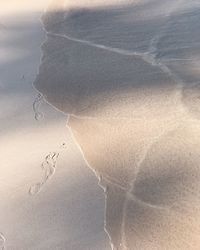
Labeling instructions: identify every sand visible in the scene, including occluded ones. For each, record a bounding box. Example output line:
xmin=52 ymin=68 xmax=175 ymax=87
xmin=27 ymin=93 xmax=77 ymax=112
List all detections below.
xmin=2 ymin=0 xmax=200 ymax=249
xmin=0 ymin=6 xmax=109 ymax=250
xmin=34 ymin=0 xmax=200 ymax=249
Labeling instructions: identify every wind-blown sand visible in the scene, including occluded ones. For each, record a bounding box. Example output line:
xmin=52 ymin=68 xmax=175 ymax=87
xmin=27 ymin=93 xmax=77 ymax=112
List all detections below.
xmin=33 ymin=0 xmax=200 ymax=249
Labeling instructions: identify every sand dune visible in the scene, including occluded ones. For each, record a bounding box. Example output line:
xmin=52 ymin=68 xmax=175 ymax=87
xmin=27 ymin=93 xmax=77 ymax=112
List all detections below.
xmin=2 ymin=0 xmax=200 ymax=249
xmin=33 ymin=0 xmax=200 ymax=249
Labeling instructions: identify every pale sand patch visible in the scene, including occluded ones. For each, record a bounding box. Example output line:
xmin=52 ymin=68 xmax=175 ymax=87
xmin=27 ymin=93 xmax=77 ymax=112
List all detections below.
xmin=0 ymin=11 xmax=109 ymax=249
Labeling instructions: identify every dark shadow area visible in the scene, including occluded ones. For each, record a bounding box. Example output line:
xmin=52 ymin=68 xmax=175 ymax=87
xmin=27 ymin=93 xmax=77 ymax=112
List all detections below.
xmin=34 ymin=2 xmax=200 ymax=119
xmin=42 ymin=0 xmax=176 ymax=52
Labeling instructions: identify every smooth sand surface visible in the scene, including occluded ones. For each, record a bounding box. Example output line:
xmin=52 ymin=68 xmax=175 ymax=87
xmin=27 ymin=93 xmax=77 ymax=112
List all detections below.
xmin=0 ymin=9 xmax=109 ymax=250
xmin=33 ymin=0 xmax=200 ymax=249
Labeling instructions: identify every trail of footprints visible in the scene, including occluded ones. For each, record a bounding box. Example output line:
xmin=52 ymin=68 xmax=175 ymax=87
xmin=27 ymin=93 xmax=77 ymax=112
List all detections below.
xmin=31 ymin=91 xmax=66 ymax=195
xmin=33 ymin=93 xmax=44 ymax=121
xmin=31 ymin=0 xmax=199 ymax=248
xmin=29 ymin=143 xmax=66 ymax=196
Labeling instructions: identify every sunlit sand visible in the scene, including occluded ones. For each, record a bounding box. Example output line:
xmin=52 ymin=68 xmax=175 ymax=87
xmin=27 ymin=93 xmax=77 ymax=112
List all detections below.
xmin=1 ymin=0 xmax=200 ymax=249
